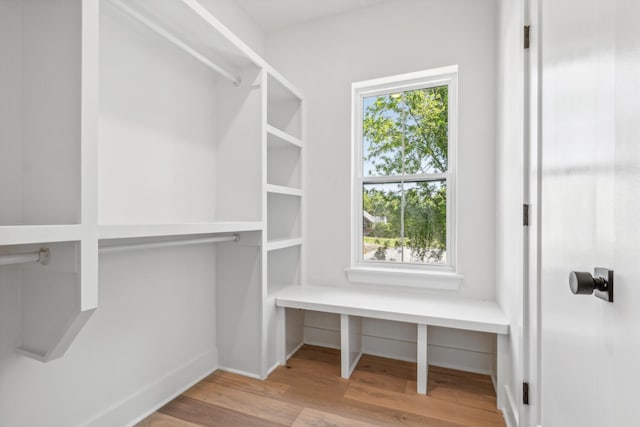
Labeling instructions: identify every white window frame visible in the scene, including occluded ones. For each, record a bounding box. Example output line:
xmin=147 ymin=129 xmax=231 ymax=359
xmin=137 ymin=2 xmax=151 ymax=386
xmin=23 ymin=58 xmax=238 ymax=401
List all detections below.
xmin=346 ymin=66 xmax=462 ymax=290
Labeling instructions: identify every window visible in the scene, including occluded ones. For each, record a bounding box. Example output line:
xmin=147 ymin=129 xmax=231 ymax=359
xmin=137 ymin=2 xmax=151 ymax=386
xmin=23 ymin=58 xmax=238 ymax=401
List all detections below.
xmin=348 ymin=66 xmax=459 ymax=287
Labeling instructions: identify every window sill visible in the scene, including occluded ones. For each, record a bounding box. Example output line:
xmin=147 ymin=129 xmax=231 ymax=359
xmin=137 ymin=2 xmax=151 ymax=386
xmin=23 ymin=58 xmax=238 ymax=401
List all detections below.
xmin=345 ymin=266 xmax=463 ymax=291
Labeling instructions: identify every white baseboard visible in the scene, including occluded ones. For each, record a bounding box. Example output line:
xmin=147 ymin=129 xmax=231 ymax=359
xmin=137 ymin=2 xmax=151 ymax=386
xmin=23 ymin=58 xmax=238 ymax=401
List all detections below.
xmin=217 ymin=365 xmax=262 ymax=380
xmin=287 ymin=341 xmax=305 ymax=360
xmin=503 ymin=384 xmax=519 ymax=427
xmin=83 ymin=346 xmax=218 ymax=427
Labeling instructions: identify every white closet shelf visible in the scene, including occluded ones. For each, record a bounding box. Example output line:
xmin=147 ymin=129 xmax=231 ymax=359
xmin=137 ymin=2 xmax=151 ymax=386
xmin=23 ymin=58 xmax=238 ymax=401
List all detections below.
xmin=266 ymin=237 xmax=302 ymax=251
xmin=106 ymin=0 xmax=258 ymax=83
xmin=0 ymin=225 xmax=83 ymax=246
xmin=105 ymin=0 xmax=303 ymax=96
xmin=98 ymin=222 xmax=263 ymax=240
xmin=266 ymin=184 xmax=303 ymax=197
xmin=266 ymin=124 xmax=303 ymax=149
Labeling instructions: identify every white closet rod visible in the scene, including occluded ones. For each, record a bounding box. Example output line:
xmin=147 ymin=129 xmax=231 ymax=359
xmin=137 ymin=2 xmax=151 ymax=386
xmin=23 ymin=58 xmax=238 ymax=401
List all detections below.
xmin=110 ymin=0 xmax=242 ymax=87
xmin=0 ymin=248 xmax=50 ymax=266
xmin=99 ymin=234 xmax=240 ymax=254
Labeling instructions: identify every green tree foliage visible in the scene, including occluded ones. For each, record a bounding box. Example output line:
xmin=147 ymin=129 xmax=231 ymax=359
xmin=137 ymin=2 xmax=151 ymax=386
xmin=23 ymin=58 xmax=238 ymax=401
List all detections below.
xmin=362 ymin=86 xmax=448 ymax=263
xmin=363 ymin=86 xmax=448 ymax=175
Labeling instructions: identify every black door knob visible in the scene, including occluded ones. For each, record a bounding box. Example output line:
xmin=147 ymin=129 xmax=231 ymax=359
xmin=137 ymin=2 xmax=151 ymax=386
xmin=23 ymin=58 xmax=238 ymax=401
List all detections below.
xmin=568 ymin=269 xmax=614 ymax=302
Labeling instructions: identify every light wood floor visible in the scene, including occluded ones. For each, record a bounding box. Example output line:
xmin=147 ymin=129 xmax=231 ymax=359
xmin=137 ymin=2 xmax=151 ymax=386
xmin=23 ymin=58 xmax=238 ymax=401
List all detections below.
xmin=138 ymin=345 xmax=505 ymax=427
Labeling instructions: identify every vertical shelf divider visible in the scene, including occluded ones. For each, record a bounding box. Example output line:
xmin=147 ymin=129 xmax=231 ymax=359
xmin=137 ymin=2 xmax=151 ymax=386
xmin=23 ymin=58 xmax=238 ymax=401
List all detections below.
xmin=262 ymin=71 xmax=305 ymax=377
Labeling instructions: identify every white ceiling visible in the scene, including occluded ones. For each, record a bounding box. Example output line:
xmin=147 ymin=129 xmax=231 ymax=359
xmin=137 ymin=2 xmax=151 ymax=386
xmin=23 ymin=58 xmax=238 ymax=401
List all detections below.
xmin=235 ymin=0 xmax=387 ymax=33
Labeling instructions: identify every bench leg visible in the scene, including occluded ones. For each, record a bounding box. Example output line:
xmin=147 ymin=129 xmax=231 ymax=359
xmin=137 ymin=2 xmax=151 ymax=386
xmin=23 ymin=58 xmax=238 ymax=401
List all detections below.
xmin=276 ymin=306 xmax=286 ymax=365
xmin=417 ymin=324 xmax=428 ymax=394
xmin=496 ymin=334 xmax=508 ymax=410
xmin=340 ymin=314 xmax=362 ymax=379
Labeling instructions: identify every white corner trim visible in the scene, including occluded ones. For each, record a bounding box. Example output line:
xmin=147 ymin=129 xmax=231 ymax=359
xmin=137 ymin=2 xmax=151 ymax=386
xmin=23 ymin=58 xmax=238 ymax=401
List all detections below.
xmin=345 ymin=266 xmax=462 ymax=290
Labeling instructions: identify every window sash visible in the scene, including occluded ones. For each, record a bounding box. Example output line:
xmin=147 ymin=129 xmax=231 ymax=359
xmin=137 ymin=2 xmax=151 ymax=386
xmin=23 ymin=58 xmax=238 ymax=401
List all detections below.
xmin=352 ymin=67 xmax=457 ymax=272
xmin=360 ymin=178 xmax=449 ymax=265
xmin=361 ymin=173 xmax=448 ymax=185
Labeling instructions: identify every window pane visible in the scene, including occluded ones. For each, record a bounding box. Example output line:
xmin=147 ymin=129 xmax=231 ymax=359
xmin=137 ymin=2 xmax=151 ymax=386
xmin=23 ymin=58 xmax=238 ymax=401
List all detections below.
xmin=362 ymin=183 xmax=402 ymax=263
xmin=362 ymin=95 xmax=400 ymax=177
xmin=362 ymin=85 xmax=448 ymax=177
xmin=402 ymin=180 xmax=447 ymax=264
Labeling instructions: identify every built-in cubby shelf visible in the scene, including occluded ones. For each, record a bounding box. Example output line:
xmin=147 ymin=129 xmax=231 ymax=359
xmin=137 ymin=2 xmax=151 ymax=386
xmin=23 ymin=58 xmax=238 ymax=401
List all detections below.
xmin=266 ymin=184 xmax=303 ymax=197
xmin=266 ymin=124 xmax=303 ymax=149
xmin=267 ymin=74 xmax=302 ymax=139
xmin=266 ymin=238 xmax=303 ymax=252
xmin=267 ymin=193 xmax=302 ymax=242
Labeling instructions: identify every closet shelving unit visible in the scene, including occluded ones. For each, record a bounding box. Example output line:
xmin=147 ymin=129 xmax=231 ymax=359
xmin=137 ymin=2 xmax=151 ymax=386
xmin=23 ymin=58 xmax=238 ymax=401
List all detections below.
xmin=261 ymin=74 xmax=306 ymax=375
xmin=0 ymin=0 xmax=99 ymax=362
xmin=0 ymin=0 xmax=304 ymax=376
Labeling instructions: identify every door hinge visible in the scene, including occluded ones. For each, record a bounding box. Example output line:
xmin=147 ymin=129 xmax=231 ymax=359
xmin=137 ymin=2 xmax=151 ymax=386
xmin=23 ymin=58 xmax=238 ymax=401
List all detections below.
xmin=523 ymin=204 xmax=530 ymax=226
xmin=523 ymin=382 xmax=530 ymax=405
xmin=524 ymin=25 xmax=531 ymax=49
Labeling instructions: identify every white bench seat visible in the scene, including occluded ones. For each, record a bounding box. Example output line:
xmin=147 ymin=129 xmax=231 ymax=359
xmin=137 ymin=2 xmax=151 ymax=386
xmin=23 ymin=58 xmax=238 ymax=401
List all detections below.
xmin=274 ymin=284 xmax=509 ymax=406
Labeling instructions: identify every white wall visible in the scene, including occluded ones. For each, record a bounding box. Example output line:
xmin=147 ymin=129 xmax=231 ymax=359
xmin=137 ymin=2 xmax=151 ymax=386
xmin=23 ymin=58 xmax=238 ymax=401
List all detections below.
xmin=99 ymin=6 xmax=218 ymax=224
xmin=266 ymin=0 xmax=498 ymax=372
xmin=496 ymin=0 xmax=524 ymax=423
xmin=0 ymin=0 xmax=22 ymax=224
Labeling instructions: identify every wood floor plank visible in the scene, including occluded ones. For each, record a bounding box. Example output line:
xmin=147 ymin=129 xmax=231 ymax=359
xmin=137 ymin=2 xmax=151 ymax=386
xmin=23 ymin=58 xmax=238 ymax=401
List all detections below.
xmin=184 ymin=379 xmax=302 ymax=425
xmin=354 ymin=354 xmax=417 ymax=381
xmin=270 ymin=366 xmax=463 ymax=427
xmin=292 ymin=345 xmax=342 ymax=366
xmin=283 ymin=352 xmax=342 ymax=377
xmin=137 ymin=412 xmax=201 ymax=427
xmin=140 ymin=345 xmax=505 ymax=427
xmin=205 ymin=370 xmax=290 ymax=398
xmin=345 ymin=382 xmax=504 ymax=427
xmin=350 ymin=368 xmax=409 ymax=393
xmin=159 ymin=395 xmax=283 ymax=427
xmin=405 ymin=379 xmax=498 ymax=412
xmin=291 ymin=407 xmax=379 ymax=427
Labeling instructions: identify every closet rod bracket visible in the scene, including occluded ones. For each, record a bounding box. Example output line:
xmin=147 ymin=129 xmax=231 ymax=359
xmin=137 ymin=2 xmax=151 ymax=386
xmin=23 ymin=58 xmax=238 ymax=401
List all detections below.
xmin=37 ymin=248 xmax=50 ymax=265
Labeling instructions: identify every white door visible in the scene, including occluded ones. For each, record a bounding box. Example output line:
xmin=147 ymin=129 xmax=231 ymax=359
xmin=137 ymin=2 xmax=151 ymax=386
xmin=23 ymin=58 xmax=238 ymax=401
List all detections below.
xmin=539 ymin=0 xmax=640 ymax=426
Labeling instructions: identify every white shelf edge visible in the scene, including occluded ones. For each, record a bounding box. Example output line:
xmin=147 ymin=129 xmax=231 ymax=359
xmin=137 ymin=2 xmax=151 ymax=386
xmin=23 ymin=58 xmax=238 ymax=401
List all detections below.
xmin=266 ymin=238 xmax=303 ymax=251
xmin=98 ymin=222 xmax=263 ymax=240
xmin=266 ymin=184 xmax=303 ymax=197
xmin=266 ymin=124 xmax=303 ymax=148
xmin=0 ymin=225 xmax=83 ymax=246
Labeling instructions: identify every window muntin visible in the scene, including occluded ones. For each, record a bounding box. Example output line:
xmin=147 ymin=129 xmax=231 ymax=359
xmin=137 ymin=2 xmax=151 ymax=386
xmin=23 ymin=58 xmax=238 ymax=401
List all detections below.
xmin=353 ymin=68 xmax=456 ymax=271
